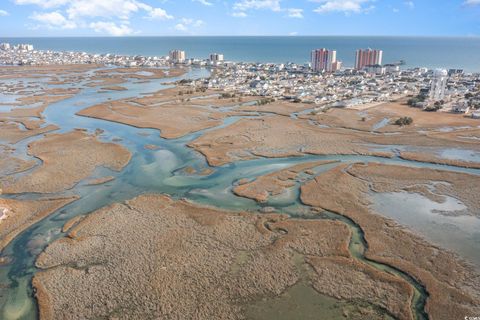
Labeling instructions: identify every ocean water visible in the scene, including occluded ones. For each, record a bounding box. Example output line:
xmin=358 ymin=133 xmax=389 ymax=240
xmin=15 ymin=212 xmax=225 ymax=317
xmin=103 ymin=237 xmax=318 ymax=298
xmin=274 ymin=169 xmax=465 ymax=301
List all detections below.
xmin=1 ymin=36 xmax=480 ymax=72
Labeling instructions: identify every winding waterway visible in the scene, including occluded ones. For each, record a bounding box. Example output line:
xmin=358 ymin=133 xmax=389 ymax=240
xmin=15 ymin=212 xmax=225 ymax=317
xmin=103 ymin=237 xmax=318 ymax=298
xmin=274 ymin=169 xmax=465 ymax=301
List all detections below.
xmin=1 ymin=67 xmax=479 ymax=319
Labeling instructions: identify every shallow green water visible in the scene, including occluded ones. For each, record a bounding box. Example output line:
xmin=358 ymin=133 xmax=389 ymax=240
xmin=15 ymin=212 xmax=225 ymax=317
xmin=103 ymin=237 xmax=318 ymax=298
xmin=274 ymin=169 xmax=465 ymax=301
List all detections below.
xmin=0 ymin=67 xmax=479 ymax=319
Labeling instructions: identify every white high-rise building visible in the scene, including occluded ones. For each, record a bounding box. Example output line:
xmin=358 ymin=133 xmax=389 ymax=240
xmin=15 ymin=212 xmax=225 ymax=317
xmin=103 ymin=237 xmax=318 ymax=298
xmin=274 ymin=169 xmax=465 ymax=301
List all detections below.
xmin=311 ymin=48 xmax=340 ymax=72
xmin=15 ymin=44 xmax=34 ymax=51
xmin=169 ymin=50 xmax=186 ymax=63
xmin=430 ymin=69 xmax=448 ymax=101
xmin=0 ymin=43 xmax=11 ymax=50
xmin=209 ymin=53 xmax=224 ymax=63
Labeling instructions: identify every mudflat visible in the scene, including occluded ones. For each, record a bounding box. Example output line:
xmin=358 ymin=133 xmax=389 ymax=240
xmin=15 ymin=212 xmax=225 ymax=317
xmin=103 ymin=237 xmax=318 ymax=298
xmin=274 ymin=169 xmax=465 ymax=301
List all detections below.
xmin=34 ymin=194 xmax=414 ymax=320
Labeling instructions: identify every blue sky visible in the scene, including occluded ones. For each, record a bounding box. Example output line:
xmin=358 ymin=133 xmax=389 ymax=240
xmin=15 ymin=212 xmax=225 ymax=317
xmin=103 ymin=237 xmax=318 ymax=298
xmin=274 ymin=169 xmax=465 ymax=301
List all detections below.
xmin=0 ymin=0 xmax=479 ymax=37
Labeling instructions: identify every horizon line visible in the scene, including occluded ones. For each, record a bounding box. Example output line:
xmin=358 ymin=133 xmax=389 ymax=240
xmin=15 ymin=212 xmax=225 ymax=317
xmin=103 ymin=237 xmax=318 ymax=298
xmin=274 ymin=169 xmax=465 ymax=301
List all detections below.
xmin=1 ymin=35 xmax=479 ymax=39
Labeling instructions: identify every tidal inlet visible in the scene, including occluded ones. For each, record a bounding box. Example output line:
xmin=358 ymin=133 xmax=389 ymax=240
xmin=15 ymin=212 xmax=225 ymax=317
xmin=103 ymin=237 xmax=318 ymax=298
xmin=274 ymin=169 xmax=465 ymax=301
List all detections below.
xmin=2 ymin=24 xmax=480 ymax=320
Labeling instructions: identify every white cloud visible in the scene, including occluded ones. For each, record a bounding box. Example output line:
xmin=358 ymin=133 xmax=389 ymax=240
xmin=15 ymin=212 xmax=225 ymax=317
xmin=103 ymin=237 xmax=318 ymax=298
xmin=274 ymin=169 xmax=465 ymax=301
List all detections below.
xmin=147 ymin=8 xmax=174 ymax=20
xmin=232 ymin=0 xmax=302 ymax=19
xmin=193 ymin=0 xmax=213 ymax=6
xmin=31 ymin=11 xmax=76 ymax=29
xmin=14 ymin=0 xmax=174 ymax=35
xmin=232 ymin=11 xmax=248 ymax=17
xmin=464 ymin=0 xmax=480 ymax=5
xmin=89 ymin=21 xmax=133 ymax=36
xmin=174 ymin=18 xmax=205 ymax=32
xmin=14 ymin=0 xmax=69 ymax=9
xmin=67 ymin=0 xmax=144 ymax=20
xmin=174 ymin=23 xmax=188 ymax=31
xmin=0 ymin=10 xmax=9 ymax=16
xmin=287 ymin=8 xmax=303 ymax=18
xmin=312 ymin=0 xmax=375 ymax=14
xmin=233 ymin=0 xmax=281 ymax=12
xmin=288 ymin=31 xmax=298 ymax=36
xmin=404 ymin=1 xmax=414 ymax=9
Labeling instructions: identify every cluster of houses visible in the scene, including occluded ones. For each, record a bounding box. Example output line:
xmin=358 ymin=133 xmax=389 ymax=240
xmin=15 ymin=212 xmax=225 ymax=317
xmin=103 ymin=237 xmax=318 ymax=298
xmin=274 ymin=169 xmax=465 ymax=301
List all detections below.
xmin=1 ymin=43 xmax=479 ymax=117
xmin=203 ymin=62 xmax=480 ymax=116
xmin=0 ymin=43 xmax=171 ymax=67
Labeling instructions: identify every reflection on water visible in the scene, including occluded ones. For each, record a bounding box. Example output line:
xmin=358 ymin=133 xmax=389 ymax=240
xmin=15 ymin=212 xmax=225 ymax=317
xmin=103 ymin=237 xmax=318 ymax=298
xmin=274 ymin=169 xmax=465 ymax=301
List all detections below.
xmin=439 ymin=148 xmax=480 ymax=163
xmin=371 ymin=191 xmax=480 ymax=266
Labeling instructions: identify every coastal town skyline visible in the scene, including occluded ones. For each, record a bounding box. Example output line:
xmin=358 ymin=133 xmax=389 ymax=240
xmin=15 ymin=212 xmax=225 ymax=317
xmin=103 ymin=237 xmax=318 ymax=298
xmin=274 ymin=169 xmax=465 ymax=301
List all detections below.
xmin=1 ymin=0 xmax=480 ymax=37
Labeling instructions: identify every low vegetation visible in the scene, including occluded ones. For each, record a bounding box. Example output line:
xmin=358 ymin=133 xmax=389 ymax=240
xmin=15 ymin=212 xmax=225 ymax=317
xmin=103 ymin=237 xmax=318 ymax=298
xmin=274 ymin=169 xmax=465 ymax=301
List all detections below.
xmin=393 ymin=117 xmax=413 ymax=126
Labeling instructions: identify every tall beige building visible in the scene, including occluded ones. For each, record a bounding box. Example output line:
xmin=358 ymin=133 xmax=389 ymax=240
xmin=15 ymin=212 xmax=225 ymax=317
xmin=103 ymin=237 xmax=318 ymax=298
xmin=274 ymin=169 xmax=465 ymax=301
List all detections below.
xmin=169 ymin=50 xmax=186 ymax=63
xmin=355 ymin=49 xmax=383 ymax=70
xmin=311 ymin=48 xmax=340 ymax=72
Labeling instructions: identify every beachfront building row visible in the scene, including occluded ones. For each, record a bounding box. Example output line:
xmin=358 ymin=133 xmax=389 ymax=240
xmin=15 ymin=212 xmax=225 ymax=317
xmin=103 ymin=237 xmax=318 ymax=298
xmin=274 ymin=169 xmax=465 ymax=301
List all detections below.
xmin=1 ymin=43 xmax=34 ymax=51
xmin=169 ymin=50 xmax=186 ymax=63
xmin=209 ymin=53 xmax=224 ymax=63
xmin=311 ymin=48 xmax=384 ymax=73
xmin=355 ymin=49 xmax=383 ymax=70
xmin=169 ymin=50 xmax=226 ymax=65
xmin=311 ymin=48 xmax=342 ymax=73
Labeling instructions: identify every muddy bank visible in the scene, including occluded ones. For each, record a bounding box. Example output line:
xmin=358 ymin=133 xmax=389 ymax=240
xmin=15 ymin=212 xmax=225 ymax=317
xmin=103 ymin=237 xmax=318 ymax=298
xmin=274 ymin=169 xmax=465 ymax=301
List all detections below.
xmin=33 ymin=194 xmax=413 ymax=320
xmin=0 ymin=196 xmax=78 ymax=252
xmin=233 ymin=160 xmax=338 ymax=202
xmin=399 ymin=151 xmax=480 ymax=169
xmin=0 ymin=121 xmax=59 ymax=144
xmin=300 ymin=163 xmax=480 ymax=320
xmin=0 ymin=130 xmax=131 ymax=194
xmin=0 ymin=145 xmax=36 ymax=176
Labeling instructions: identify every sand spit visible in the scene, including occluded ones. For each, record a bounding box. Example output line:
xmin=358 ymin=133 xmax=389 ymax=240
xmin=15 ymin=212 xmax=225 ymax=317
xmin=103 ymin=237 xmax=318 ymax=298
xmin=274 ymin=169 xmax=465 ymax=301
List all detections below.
xmin=33 ymin=194 xmax=414 ymax=320
xmin=100 ymin=86 xmax=127 ymax=91
xmin=0 ymin=130 xmax=131 ymax=194
xmin=300 ymin=164 xmax=480 ymax=320
xmin=189 ymin=115 xmax=392 ymax=166
xmin=84 ymin=176 xmax=115 ymax=186
xmin=233 ymin=160 xmax=338 ymax=202
xmin=0 ymin=196 xmax=78 ymax=252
